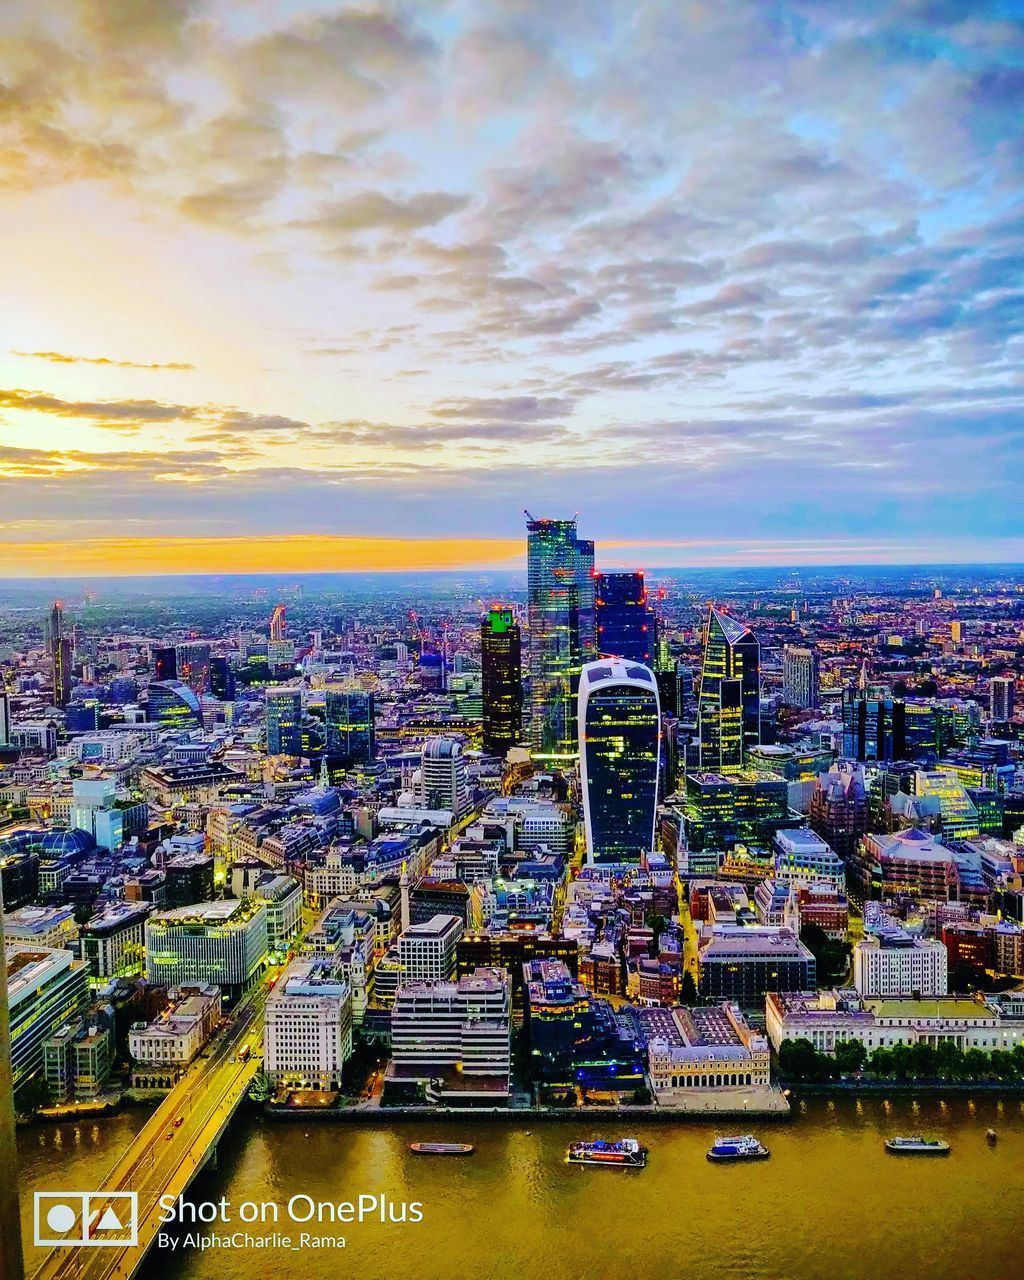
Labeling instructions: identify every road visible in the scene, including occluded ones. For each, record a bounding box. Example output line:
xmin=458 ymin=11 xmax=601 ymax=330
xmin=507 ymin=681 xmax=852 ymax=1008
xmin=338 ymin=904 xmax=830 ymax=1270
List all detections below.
xmin=32 ymin=986 xmax=267 ymax=1280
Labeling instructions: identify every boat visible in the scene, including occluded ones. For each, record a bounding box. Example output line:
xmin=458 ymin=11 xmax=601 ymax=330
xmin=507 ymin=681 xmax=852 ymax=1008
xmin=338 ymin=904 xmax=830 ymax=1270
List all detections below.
xmin=885 ymin=1136 xmax=950 ymax=1155
xmin=567 ymin=1138 xmax=647 ymax=1168
xmin=706 ymin=1135 xmax=770 ymax=1162
xmin=408 ymin=1142 xmax=474 ymax=1156
xmin=986 ymin=1129 xmax=998 ymax=1145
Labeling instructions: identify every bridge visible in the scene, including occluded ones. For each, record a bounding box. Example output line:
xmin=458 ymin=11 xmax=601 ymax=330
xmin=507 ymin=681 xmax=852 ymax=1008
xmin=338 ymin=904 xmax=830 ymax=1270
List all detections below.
xmin=32 ymin=985 xmax=267 ymax=1280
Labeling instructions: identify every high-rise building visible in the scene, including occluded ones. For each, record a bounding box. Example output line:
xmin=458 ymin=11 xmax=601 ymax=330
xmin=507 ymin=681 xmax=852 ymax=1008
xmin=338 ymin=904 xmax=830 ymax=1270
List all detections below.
xmin=266 ymin=687 xmax=304 ymax=756
xmin=4 ymin=946 xmax=90 ymax=1096
xmin=578 ymin=658 xmax=661 ymax=864
xmin=0 ymin=688 xmax=10 ymax=747
xmin=153 ymin=646 xmax=177 ymax=682
xmin=594 ymin=571 xmax=657 ymax=664
xmin=175 ymin=643 xmax=211 ymax=696
xmin=416 ymin=737 xmax=469 ymax=815
xmin=209 ymin=656 xmax=235 ymax=701
xmin=324 ymin=688 xmax=376 ymax=765
xmin=47 ymin=601 xmax=72 ymax=708
xmin=526 ymin=513 xmax=596 ymax=756
xmin=398 ymin=913 xmax=463 ymax=982
xmin=697 ymin=606 xmax=760 ymax=773
xmin=264 ymin=957 xmax=353 ymax=1091
xmin=842 ymin=689 xmax=906 ymax=760
xmin=782 ymin=645 xmax=819 ymax=710
xmin=481 ymin=607 xmax=522 ymax=757
xmin=991 ymin=677 xmax=1015 ymax=723
xmin=269 ymin=604 xmax=287 ymax=642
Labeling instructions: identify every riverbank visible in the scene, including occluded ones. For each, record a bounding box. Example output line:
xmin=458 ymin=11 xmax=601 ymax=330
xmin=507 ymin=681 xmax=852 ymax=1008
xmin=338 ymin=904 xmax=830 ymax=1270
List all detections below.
xmin=786 ymin=1077 xmax=1024 ymax=1096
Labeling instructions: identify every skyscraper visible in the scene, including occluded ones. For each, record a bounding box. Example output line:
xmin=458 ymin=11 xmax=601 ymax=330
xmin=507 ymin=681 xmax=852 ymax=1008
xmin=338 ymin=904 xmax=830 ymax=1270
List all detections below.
xmin=526 ymin=513 xmax=596 ymax=756
xmin=47 ymin=601 xmax=72 ymax=708
xmin=594 ymin=571 xmax=657 ymax=665
xmin=0 ymin=688 xmax=11 ymax=748
xmin=991 ymin=676 xmax=1015 ymax=723
xmin=270 ymin=604 xmax=287 ymax=642
xmin=842 ymin=688 xmax=906 ymax=761
xmin=416 ymin=738 xmax=469 ymax=816
xmin=578 ymin=658 xmax=661 ymax=864
xmin=782 ymin=645 xmax=819 ymax=709
xmin=175 ymin=642 xmax=211 ymax=695
xmin=147 ymin=680 xmax=203 ymax=729
xmin=697 ymin=606 xmax=760 ymax=773
xmin=266 ymin=688 xmax=304 ymax=756
xmin=481 ymin=607 xmax=523 ymax=757
xmin=325 ymin=688 xmax=376 ymax=765
xmin=153 ymin=646 xmax=177 ymax=682
xmin=209 ymin=655 xmax=236 ymax=701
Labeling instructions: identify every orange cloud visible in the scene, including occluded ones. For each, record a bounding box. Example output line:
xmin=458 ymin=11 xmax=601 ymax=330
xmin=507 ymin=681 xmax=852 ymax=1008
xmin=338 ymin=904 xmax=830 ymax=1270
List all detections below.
xmin=0 ymin=534 xmax=524 ymax=577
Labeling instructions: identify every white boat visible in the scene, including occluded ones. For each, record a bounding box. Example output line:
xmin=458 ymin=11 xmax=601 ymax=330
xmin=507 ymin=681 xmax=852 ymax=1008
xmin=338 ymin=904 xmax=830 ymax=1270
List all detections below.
xmin=707 ymin=1134 xmax=770 ymax=1162
xmin=885 ymin=1135 xmax=950 ymax=1155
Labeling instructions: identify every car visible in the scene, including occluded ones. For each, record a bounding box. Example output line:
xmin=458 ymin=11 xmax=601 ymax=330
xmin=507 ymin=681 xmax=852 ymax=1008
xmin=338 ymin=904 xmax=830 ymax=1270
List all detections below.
xmin=165 ymin=1132 xmax=174 ymax=1141
xmin=173 ymin=1117 xmax=184 ymax=1128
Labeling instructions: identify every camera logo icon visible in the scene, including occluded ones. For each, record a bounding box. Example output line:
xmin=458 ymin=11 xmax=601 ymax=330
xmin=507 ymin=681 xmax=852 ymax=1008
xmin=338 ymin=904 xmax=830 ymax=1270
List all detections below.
xmin=34 ymin=1192 xmax=139 ymax=1248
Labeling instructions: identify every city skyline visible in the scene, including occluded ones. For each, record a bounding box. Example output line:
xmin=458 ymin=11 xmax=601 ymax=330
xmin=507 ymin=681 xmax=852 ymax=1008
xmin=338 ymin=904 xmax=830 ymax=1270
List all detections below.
xmin=2 ymin=1 xmax=1023 ymax=576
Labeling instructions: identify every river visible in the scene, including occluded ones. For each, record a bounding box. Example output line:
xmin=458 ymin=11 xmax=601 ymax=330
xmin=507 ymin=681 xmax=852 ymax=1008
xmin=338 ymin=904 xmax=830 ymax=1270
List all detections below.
xmin=16 ymin=1096 xmax=1024 ymax=1279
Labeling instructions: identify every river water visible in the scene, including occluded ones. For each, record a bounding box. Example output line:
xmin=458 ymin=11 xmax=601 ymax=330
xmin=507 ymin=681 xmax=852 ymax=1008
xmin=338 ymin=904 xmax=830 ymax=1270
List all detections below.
xmin=17 ymin=1096 xmax=1024 ymax=1279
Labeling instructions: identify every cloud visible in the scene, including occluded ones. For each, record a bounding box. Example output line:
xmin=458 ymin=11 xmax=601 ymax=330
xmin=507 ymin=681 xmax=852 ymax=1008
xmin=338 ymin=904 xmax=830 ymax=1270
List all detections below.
xmin=431 ymin=396 xmax=575 ymax=421
xmin=0 ymin=387 xmax=196 ymax=426
xmin=13 ymin=350 xmax=193 ymax=370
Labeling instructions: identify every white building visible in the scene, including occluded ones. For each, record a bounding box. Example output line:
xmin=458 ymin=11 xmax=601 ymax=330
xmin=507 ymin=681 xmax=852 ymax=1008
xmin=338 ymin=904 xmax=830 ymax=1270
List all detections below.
xmin=644 ymin=1003 xmax=771 ymax=1096
xmin=264 ymin=958 xmax=353 ymax=1091
xmin=412 ymin=737 xmax=470 ymax=817
xmin=2 ymin=905 xmax=79 ymax=950
xmin=853 ymin=930 xmax=948 ymax=998
xmin=766 ymin=989 xmax=1024 ymax=1056
xmin=398 ymin=913 xmax=462 ymax=982
xmin=389 ymin=967 xmax=511 ymax=1099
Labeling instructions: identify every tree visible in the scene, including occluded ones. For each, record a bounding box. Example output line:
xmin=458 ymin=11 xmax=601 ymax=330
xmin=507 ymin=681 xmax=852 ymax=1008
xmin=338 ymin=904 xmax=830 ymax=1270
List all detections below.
xmin=680 ymin=971 xmax=699 ymax=1005
xmin=833 ymin=1039 xmax=866 ymax=1073
xmin=646 ymin=913 xmax=669 ymax=955
xmin=779 ymin=1038 xmax=827 ymax=1081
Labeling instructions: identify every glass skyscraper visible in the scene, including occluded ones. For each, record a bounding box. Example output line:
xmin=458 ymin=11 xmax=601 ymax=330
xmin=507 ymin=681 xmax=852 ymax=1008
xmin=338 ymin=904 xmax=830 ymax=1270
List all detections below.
xmin=324 ymin=688 xmax=376 ymax=765
xmin=578 ymin=658 xmax=661 ymax=864
xmin=266 ymin=688 xmax=304 ymax=756
xmin=595 ymin=571 xmax=657 ymax=664
xmin=697 ymin=606 xmax=760 ymax=773
xmin=526 ymin=514 xmax=595 ymax=756
xmin=481 ymin=607 xmax=523 ymax=757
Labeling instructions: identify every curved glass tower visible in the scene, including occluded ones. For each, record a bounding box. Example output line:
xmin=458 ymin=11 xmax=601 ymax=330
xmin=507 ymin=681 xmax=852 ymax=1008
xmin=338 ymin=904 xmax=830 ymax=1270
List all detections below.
xmin=578 ymin=658 xmax=661 ymax=864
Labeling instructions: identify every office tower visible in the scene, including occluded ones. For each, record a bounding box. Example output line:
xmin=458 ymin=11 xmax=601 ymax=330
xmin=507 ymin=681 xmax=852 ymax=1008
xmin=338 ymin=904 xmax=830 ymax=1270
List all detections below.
xmin=166 ymin=853 xmax=216 ymax=908
xmin=398 ymin=913 xmax=463 ymax=982
xmin=782 ymin=645 xmax=819 ymax=709
xmin=417 ymin=737 xmax=469 ymax=815
xmin=991 ymin=676 xmax=1015 ymax=723
xmin=578 ymin=658 xmax=660 ymax=864
xmin=325 ymin=688 xmax=376 ymax=765
xmin=0 ymin=689 xmax=10 ymax=747
xmin=594 ymin=571 xmax=657 ymax=664
xmin=147 ymin=680 xmax=203 ymax=728
xmin=842 ymin=688 xmax=906 ymax=761
xmin=209 ymin=655 xmax=235 ymax=701
xmin=481 ymin=607 xmax=523 ymax=757
xmin=266 ymin=687 xmax=304 ymax=756
xmin=270 ymin=604 xmax=287 ymax=642
xmin=153 ymin=645 xmax=177 ymax=681
xmin=526 ymin=513 xmax=596 ymax=756
xmin=697 ymin=606 xmax=760 ymax=773
xmin=144 ymin=900 xmax=268 ymax=1000
xmin=47 ymin=601 xmax=72 ymax=708
xmin=4 ymin=946 xmax=90 ymax=1097
xmin=175 ymin=642 xmax=211 ymax=695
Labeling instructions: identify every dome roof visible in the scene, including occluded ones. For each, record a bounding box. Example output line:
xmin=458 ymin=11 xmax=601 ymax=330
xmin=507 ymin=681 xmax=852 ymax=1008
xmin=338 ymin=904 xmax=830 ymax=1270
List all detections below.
xmin=40 ymin=827 xmax=96 ymax=857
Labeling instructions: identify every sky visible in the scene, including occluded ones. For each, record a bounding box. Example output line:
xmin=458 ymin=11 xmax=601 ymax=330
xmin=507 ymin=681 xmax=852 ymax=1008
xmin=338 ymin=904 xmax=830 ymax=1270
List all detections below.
xmin=0 ymin=0 xmax=1022 ymax=577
